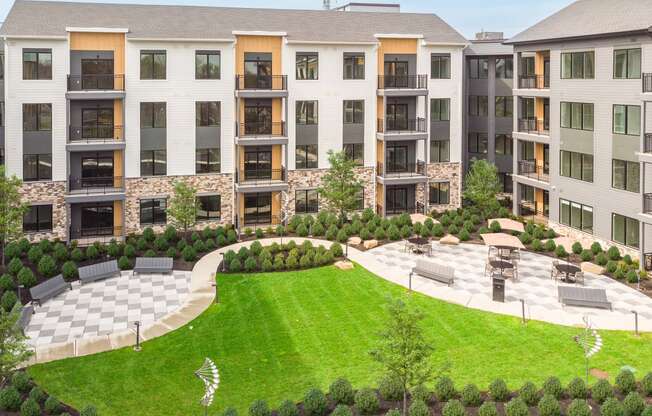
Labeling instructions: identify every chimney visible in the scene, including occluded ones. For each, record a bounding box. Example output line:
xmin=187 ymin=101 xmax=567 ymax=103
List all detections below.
xmin=475 ymin=31 xmax=504 ymax=41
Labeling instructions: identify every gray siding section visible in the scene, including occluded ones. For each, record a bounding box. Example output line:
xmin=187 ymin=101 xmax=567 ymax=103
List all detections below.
xmin=296 ymin=124 xmax=317 ymax=145
xmin=612 ymin=134 xmax=638 ymax=162
xmin=385 ymin=140 xmax=417 ymax=165
xmin=23 ymin=131 xmax=52 ymax=154
xmin=343 ymin=123 xmax=364 ymax=144
xmin=384 ymin=54 xmax=416 ymax=75
xmin=141 ymin=128 xmax=166 ymax=151
xmin=560 ymin=128 xmax=594 ymax=154
xmin=430 ymin=121 xmax=450 ymax=141
xmin=69 ymin=151 xmax=115 ymax=180
xmin=70 ymin=51 xmax=114 ymax=77
xmin=386 ymin=97 xmax=416 ymax=120
xmin=196 ymin=126 xmax=221 ymax=149
xmin=69 ymin=100 xmax=114 ymax=128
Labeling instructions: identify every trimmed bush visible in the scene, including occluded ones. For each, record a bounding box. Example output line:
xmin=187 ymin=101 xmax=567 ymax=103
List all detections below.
xmin=8 ymin=257 xmax=23 ymax=276
xmin=37 ymin=255 xmax=57 ymax=277
xmin=205 ymin=239 xmax=216 ymax=251
xmin=489 ymin=221 xmax=501 ymax=233
xmin=20 ymin=398 xmax=40 ymax=416
xmin=642 ymin=408 xmax=652 ymax=416
xmin=544 ymin=239 xmax=556 ymax=252
xmin=124 ymin=244 xmax=136 ymax=258
xmin=330 ymin=243 xmax=344 ymax=258
xmin=461 ymin=384 xmax=481 ymax=406
xmin=229 ymin=258 xmax=242 ymax=272
xmin=443 ymin=400 xmax=466 ymax=416
xmin=580 ymin=249 xmax=593 ymax=261
xmin=154 ymin=236 xmax=168 ymax=251
xmin=627 ymin=270 xmax=639 ymax=284
xmin=0 ymin=386 xmax=21 ymax=411
xmin=543 ymin=377 xmax=563 ymax=399
xmin=164 ymin=226 xmax=177 ymax=241
xmin=27 ymin=246 xmax=43 ymax=264
xmin=459 ymin=229 xmax=470 ymax=241
xmin=489 ymin=378 xmax=509 ymax=402
xmin=354 ymin=388 xmax=379 ymax=415
xmin=118 ymin=256 xmax=131 ymax=270
xmin=80 ymin=406 xmax=98 ymax=416
xmin=435 ymin=376 xmax=456 ymax=401
xmin=326 ymin=225 xmax=339 ymax=241
xmin=623 ymin=254 xmax=633 ymax=265
xmin=54 ymin=243 xmax=69 ymax=262
xmin=12 ymin=372 xmax=31 ymax=393
xmin=106 ymin=242 xmax=121 ymax=258
xmin=0 ymin=274 xmax=15 ymax=291
xmin=261 ymin=259 xmax=273 ymax=272
xmin=277 ymin=401 xmax=298 ymax=416
xmin=601 ymin=398 xmax=625 ymax=416
xmin=1 ymin=291 xmax=17 ymax=312
xmin=273 ymin=257 xmax=285 ymax=271
xmin=193 ymin=240 xmax=206 ymax=253
xmin=28 ymin=386 xmax=45 ymax=403
xmin=519 ymin=381 xmax=539 ymax=406
xmin=606 ymin=261 xmax=618 ymax=273
xmin=591 ymin=242 xmax=603 ymax=255
xmin=596 ymin=252 xmax=609 ymax=266
xmin=144 ymin=249 xmax=157 ymax=257
xmin=505 ymin=397 xmax=528 ymax=416
xmin=182 ymin=246 xmax=197 ymax=262
xmin=388 ymin=225 xmax=401 ymax=241
xmin=641 ymin=372 xmax=652 ymax=397
xmin=303 ymin=388 xmax=327 ymax=416
xmin=432 ymin=224 xmax=444 ymax=237
xmin=61 ymin=260 xmax=77 ymax=280
xmin=607 ymin=246 xmax=621 ymax=261
xmin=623 ymin=392 xmax=645 ymax=416
xmin=572 ymin=242 xmax=583 ymax=255
xmin=386 ymin=410 xmax=401 ymax=416
xmin=4 ymin=242 xmax=21 ymax=261
xmin=531 ymin=239 xmax=543 ymax=252
xmin=568 ymin=400 xmax=591 ymax=416
xmin=286 ymin=255 xmax=298 ymax=270
xmin=616 ymin=369 xmax=637 ymax=395
xmin=38 ymin=239 xmax=52 ymax=253
xmin=408 ymin=400 xmax=429 ymax=416
xmin=592 ymin=379 xmax=614 ymax=404
xmin=86 ymin=245 xmax=99 ymax=260
xmin=520 ymin=232 xmax=533 ymax=245
xmin=538 ymin=394 xmax=561 ymax=416
xmin=379 ymin=376 xmax=403 ymax=401
xmin=337 ymin=229 xmax=348 ymax=243
xmin=568 ymin=377 xmax=588 ymax=399
xmin=478 ymin=226 xmax=490 ymax=235
xmin=249 ymin=400 xmax=271 ymax=416
xmin=329 ymin=378 xmax=354 ymax=405
xmin=555 ymin=245 xmax=568 ymax=258
xmin=411 ymin=384 xmax=431 ymax=404
xmin=255 ymin=228 xmax=264 ymax=239
xmin=374 ymin=227 xmax=387 ymax=240
xmin=44 ymin=396 xmax=62 ymax=414
xmin=479 ymin=402 xmax=498 ymax=416
xmin=17 ymin=267 xmax=36 ymax=288
xmin=244 ymin=256 xmax=257 ymax=272
xmin=448 ymin=225 xmax=459 ymax=235
xmin=331 ymin=405 xmax=352 ymax=416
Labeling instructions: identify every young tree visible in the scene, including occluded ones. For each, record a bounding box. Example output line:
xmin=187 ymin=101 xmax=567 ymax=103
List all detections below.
xmin=0 ymin=166 xmax=28 ymax=266
xmin=166 ymin=181 xmax=198 ymax=235
xmin=317 ymin=150 xmax=363 ymax=223
xmin=0 ymin=306 xmax=33 ymax=381
xmin=463 ymin=159 xmax=501 ymax=212
xmin=370 ymin=298 xmax=433 ymax=416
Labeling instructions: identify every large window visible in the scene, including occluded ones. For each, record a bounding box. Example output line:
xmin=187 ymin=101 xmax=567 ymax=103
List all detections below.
xmin=612 ymin=159 xmax=640 ymax=193
xmin=468 ymin=96 xmax=488 ymax=116
xmin=561 ymin=51 xmax=594 ymax=79
xmin=495 ymin=96 xmax=513 ymax=118
xmin=344 ymin=143 xmax=364 ymax=166
xmin=196 ymin=148 xmax=220 ymax=173
xmin=560 ymin=199 xmax=593 ymax=234
xmin=197 ymin=195 xmax=221 ymax=221
xmin=140 ymin=150 xmax=166 ymax=176
xmin=498 ymin=173 xmax=513 ymax=193
xmin=296 ymin=53 xmax=318 ymax=80
xmin=468 ymin=58 xmax=488 ymax=79
xmin=140 ymin=102 xmax=166 ymax=128
xmin=429 ymin=182 xmax=450 ymax=205
xmin=196 ymin=101 xmax=220 ymax=126
xmin=140 ymin=198 xmax=167 ymax=225
xmin=195 ymin=51 xmax=220 ymax=79
xmin=468 ymin=133 xmax=488 ymax=154
xmin=430 ymin=140 xmax=450 ymax=163
xmin=431 ymin=99 xmax=450 ymax=121
xmin=343 ymin=100 xmax=364 ymax=124
xmin=295 ymin=189 xmax=319 ymax=214
xmin=431 ymin=54 xmax=450 ymax=79
xmin=613 ymin=104 xmax=640 ymax=135
xmin=561 ymin=102 xmax=593 ymax=131
xmin=343 ymin=53 xmax=364 ymax=80
xmin=296 ymin=101 xmax=318 ymax=125
xmin=23 ymin=154 xmax=51 ymax=181
xmin=612 ymin=214 xmax=639 ymax=248
xmin=296 ymin=144 xmax=318 ymax=169
xmin=23 ymin=204 xmax=52 ymax=232
xmin=495 ymin=134 xmax=513 ymax=156
xmin=614 ymin=48 xmax=641 ymax=79
xmin=23 ymin=104 xmax=52 ymax=131
xmin=560 ymin=150 xmax=593 ymax=182
xmin=23 ymin=50 xmax=52 ymax=80
xmin=140 ymin=50 xmax=166 ymax=79
xmin=495 ymin=57 xmax=513 ymax=79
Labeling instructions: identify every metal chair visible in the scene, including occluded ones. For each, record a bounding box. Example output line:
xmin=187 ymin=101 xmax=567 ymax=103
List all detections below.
xmin=510 ymin=250 xmax=520 ymax=262
xmin=484 ymin=260 xmax=494 ymax=278
xmin=550 ymin=260 xmax=560 ymax=280
xmin=573 ymin=271 xmax=584 ymax=285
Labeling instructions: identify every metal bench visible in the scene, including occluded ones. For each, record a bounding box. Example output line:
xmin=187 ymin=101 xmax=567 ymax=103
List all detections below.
xmin=78 ymin=260 xmax=120 ymax=284
xmin=29 ymin=275 xmax=72 ymax=307
xmin=409 ymin=258 xmax=455 ymax=287
xmin=558 ymin=286 xmax=612 ymax=310
xmin=12 ymin=303 xmax=34 ymax=334
xmin=134 ymin=257 xmax=173 ymax=274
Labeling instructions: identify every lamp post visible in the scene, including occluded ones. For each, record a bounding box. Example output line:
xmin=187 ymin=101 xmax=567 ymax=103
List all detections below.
xmin=632 ymin=310 xmax=639 ymax=336
xmin=134 ymin=321 xmax=141 ymax=352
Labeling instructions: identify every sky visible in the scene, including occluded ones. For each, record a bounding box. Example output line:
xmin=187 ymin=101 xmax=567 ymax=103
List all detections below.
xmin=0 ymin=0 xmax=574 ymax=39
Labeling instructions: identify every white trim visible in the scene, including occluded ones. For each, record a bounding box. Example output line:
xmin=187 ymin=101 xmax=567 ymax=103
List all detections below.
xmin=374 ymin=33 xmax=424 ymax=39
xmin=285 ymin=39 xmax=377 ymax=45
xmin=3 ymin=35 xmax=67 ymax=40
xmin=422 ymin=41 xmax=468 ymax=47
xmin=232 ymin=30 xmax=287 ymax=37
xmin=128 ymin=37 xmax=235 ymax=43
xmin=66 ymin=27 xmax=129 ymax=33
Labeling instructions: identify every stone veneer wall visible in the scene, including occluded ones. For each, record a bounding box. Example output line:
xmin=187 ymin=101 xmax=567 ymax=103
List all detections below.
xmin=20 ymin=181 xmax=68 ymax=242
xmin=286 ymin=167 xmax=375 ymax=217
xmin=548 ymin=221 xmax=640 ymax=259
xmin=124 ymin=174 xmax=234 ymax=235
xmin=426 ymin=162 xmax=462 ymax=213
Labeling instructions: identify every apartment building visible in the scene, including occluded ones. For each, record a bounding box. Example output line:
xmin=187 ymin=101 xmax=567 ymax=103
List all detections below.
xmin=0 ymin=0 xmax=466 ymax=242
xmin=463 ymin=32 xmax=514 ymax=194
xmin=506 ymin=0 xmax=652 ymax=263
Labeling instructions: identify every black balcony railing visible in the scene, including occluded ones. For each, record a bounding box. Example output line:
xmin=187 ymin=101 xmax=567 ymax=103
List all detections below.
xmin=236 ymin=75 xmax=287 ymax=90
xmin=239 ymin=215 xmax=281 ymax=228
xmin=517 ymin=160 xmax=549 ymax=182
xmin=518 ymin=74 xmax=550 ymax=89
xmin=386 ymin=201 xmax=425 ymax=216
xmin=69 ymin=125 xmax=123 ymax=142
xmin=643 ymin=73 xmax=652 ymax=93
xmin=644 ymin=194 xmax=652 ymax=214
xmin=378 ymin=75 xmax=427 ymax=89
xmin=645 ymin=134 xmax=652 ymax=153
xmin=518 ymin=118 xmax=549 ymax=135
xmin=67 ymin=74 xmax=125 ymax=91
xmin=380 ymin=117 xmax=427 ymax=133
xmin=378 ymin=160 xmax=426 ymax=178
xmin=236 ymin=168 xmax=286 ymax=184
xmin=518 ymin=204 xmax=549 ymax=222
xmin=70 ymin=225 xmax=123 ymax=241
xmin=238 ymin=121 xmax=286 ymax=137
xmin=69 ymin=176 xmax=124 ymax=193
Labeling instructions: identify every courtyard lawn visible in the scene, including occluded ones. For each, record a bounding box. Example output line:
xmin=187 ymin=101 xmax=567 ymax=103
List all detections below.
xmin=29 ymin=264 xmax=652 ymax=416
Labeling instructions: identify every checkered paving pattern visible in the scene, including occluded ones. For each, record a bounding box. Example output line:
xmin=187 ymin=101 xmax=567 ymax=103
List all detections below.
xmin=25 ymin=271 xmax=192 ymax=347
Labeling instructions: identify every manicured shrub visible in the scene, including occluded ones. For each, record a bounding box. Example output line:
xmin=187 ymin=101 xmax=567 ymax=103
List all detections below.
xmin=86 ymin=245 xmax=99 ymax=260
xmin=408 ymin=400 xmax=429 ymax=416
xmin=79 ymin=406 xmax=98 ymax=416
xmin=448 ymin=224 xmax=459 ymax=235
xmin=616 ymin=369 xmax=637 ymax=395
xmin=12 ymin=371 xmax=31 ymax=393
xmin=461 ymin=384 xmax=481 ymax=406
xmin=329 ymin=378 xmax=354 ymax=405
xmin=571 ymin=241 xmax=583 ymax=255
xmin=1 ymin=291 xmax=17 ymax=312
xmin=489 ymin=378 xmax=509 ymax=402
xmin=273 ymin=256 xmax=285 ymax=271
xmin=326 ymin=225 xmax=339 ymax=241
xmin=27 ymin=246 xmax=43 ymax=264
xmin=435 ymin=376 xmax=456 ymax=401
xmin=354 ymin=388 xmax=379 ymax=415
xmin=38 ymin=239 xmax=52 ymax=253
xmin=605 ymin=260 xmax=618 ymax=273
xmin=543 ymin=377 xmax=563 ymax=399
xmin=164 ymin=226 xmax=177 ymax=241
xmin=249 ymin=400 xmax=270 ymax=416
xmin=592 ymin=379 xmax=613 ymax=404
xmin=568 ymin=400 xmax=591 ymax=416
xmin=596 ymin=252 xmax=609 ymax=266
xmin=388 ymin=225 xmax=401 ymax=241
xmin=255 ymin=228 xmax=264 ymax=239
xmin=107 ymin=242 xmax=121 ymax=258
xmin=627 ymin=270 xmax=639 ymax=284
xmin=44 ymin=396 xmax=61 ymax=414
xmin=519 ymin=381 xmax=539 ymax=406
xmin=555 ymin=245 xmax=568 ymax=258
xmin=61 ymin=261 xmax=78 ymax=280
xmin=591 ymin=242 xmax=603 ymax=255
xmin=443 ymin=400 xmax=466 ymax=416
xmin=410 ymin=384 xmax=431 ymax=404
xmin=0 ymin=274 xmax=14 ymax=291
xmin=386 ymin=409 xmax=401 ymax=416
xmin=227 ymin=229 xmax=238 ymax=244
xmin=374 ymin=227 xmax=387 ymax=240
xmin=642 ymin=408 xmax=652 ymax=416
xmin=311 ymin=222 xmax=325 ymax=237
xmin=143 ymin=249 xmax=156 ymax=258
xmin=580 ymin=249 xmax=593 ymax=261
xmin=278 ymin=400 xmax=299 ymax=416
xmin=260 ymin=259 xmax=273 ymax=272
xmin=20 ymin=398 xmax=40 ymax=416
xmin=229 ymin=258 xmax=242 ymax=272
xmin=0 ymin=386 xmax=20 ymax=411
xmin=601 ymin=397 xmax=625 ymax=416
xmin=330 ymin=243 xmax=344 ymax=258
xmin=641 ymin=372 xmax=652 ymax=396
xmin=28 ymin=386 xmax=45 ymax=403
xmin=337 ymin=229 xmax=348 ymax=243
xmin=505 ymin=397 xmax=528 ymax=416
xmin=530 ymin=239 xmax=543 ymax=252
xmin=17 ymin=267 xmax=36 ymax=288
xmin=479 ymin=401 xmax=498 ymax=416
xmin=286 ymin=255 xmax=298 ymax=270
xmin=520 ymin=232 xmax=533 ymax=245
xmin=623 ymin=392 xmax=645 ymax=416
xmin=614 ymin=268 xmax=626 ymax=280
xmin=379 ymin=375 xmax=403 ymax=401
xmin=568 ymin=377 xmax=588 ymax=399
xmin=244 ymin=256 xmax=257 ymax=272
xmin=331 ymin=405 xmax=352 ymax=416
xmin=297 ymin=224 xmax=309 ymax=237
xmin=303 ymin=388 xmax=327 ymax=416
xmin=459 ymin=229 xmax=470 ymax=241
xmin=4 ymin=242 xmax=21 ymax=261
xmin=204 ymin=239 xmax=216 ymax=251
xmin=37 ymin=255 xmax=57 ymax=277
xmin=359 ymin=227 xmax=371 ymax=240
xmin=53 ymin=243 xmax=69 ymax=262
xmin=432 ymin=224 xmax=444 ymax=237
xmin=622 ymin=254 xmax=633 ymax=265
xmin=607 ymin=246 xmax=621 ymax=261
xmin=544 ymin=239 xmax=556 ymax=252
xmin=8 ymin=257 xmax=23 ymax=276
xmin=538 ymin=394 xmax=561 ymax=416
xmin=118 ymin=256 xmax=131 ymax=270
xmin=153 ymin=236 xmax=168 ymax=252
xmin=489 ymin=221 xmax=501 ymax=233
xmin=182 ymin=246 xmax=197 ymax=262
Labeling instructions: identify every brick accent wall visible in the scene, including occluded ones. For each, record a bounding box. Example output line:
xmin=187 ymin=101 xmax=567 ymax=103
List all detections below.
xmin=20 ymin=181 xmax=67 ymax=242
xmin=426 ymin=162 xmax=462 ymax=213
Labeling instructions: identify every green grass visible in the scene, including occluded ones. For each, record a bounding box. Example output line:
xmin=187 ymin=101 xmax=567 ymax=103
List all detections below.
xmin=29 ymin=264 xmax=652 ymax=416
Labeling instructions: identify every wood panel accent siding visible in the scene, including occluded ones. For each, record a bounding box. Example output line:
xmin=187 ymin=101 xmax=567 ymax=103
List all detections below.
xmin=113 ymin=99 xmax=123 ymax=140
xmin=69 ymin=32 xmax=125 ymax=76
xmin=235 ymin=35 xmax=283 ymax=76
xmin=113 ymin=200 xmax=123 ymax=236
xmin=377 ymin=38 xmax=418 ymax=76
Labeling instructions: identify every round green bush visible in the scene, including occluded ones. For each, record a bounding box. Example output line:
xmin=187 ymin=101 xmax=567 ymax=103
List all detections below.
xmin=601 ymin=397 xmax=625 ymax=416
xmin=174 ymin=239 xmax=186 ymax=252
xmin=164 ymin=225 xmax=177 ymax=241
xmin=641 ymin=372 xmax=652 ymax=397
xmin=273 ymin=256 xmax=285 ymax=271
xmin=568 ymin=400 xmax=591 ymax=416
xmin=606 ymin=261 xmax=618 ymax=273
xmin=118 ymin=256 xmax=131 ymax=270
xmin=489 ymin=221 xmax=501 ymax=233
xmin=204 ymin=239 xmax=216 ymax=251
xmin=591 ymin=242 xmax=603 ymax=255
xmin=286 ymin=255 xmax=298 ymax=269
xmin=627 ymin=270 xmax=639 ymax=284
xmin=217 ymin=235 xmax=227 ymax=247
xmin=448 ymin=224 xmax=459 ymax=235
xmin=237 ymin=247 xmax=250 ymax=261
xmin=37 ymin=255 xmax=57 ymax=277
xmin=38 ymin=239 xmax=51 ymax=253
xmin=489 ymin=378 xmax=509 ymax=402
xmin=0 ymin=386 xmax=21 ymax=411
xmin=330 ymin=243 xmax=344 ymax=258
xmin=106 ymin=242 xmax=121 ymax=258
xmin=622 ymin=254 xmax=633 ymax=265
xmin=543 ymin=377 xmax=563 ymax=399
xmin=182 ymin=246 xmax=197 ymax=262
xmin=623 ymin=392 xmax=645 ymax=416
xmin=27 ymin=246 xmax=43 ymax=264
xmin=607 ymin=246 xmax=621 ymax=261
xmin=249 ymin=399 xmax=270 ymax=416
xmin=329 ymin=378 xmax=354 ymax=405
xmin=154 ymin=236 xmax=168 ymax=251
xmin=379 ymin=375 xmax=403 ymax=401
xmin=592 ymin=379 xmax=614 ymax=404
xmin=531 ymin=239 xmax=543 ymax=251
xmin=401 ymin=225 xmax=412 ymax=239
xmin=255 ymin=228 xmax=264 ymax=239
xmin=461 ymin=384 xmax=481 ymax=406
xmin=459 ymin=229 xmax=470 ymax=241
xmin=261 ymin=259 xmax=273 ymax=272
xmin=0 ymin=274 xmax=15 ymax=291
xmin=337 ymin=229 xmax=348 ymax=243
xmin=616 ymin=369 xmax=637 ymax=395
xmin=479 ymin=401 xmax=498 ymax=416
xmin=20 ymin=398 xmax=40 ymax=416
xmin=596 ymin=252 xmax=609 ymax=266
xmin=4 ymin=242 xmax=21 ymax=261
xmin=419 ymin=226 xmax=431 ymax=238
xmin=1 ymin=291 xmax=17 ymax=312
xmin=408 ymin=400 xmax=429 ymax=416
xmin=312 ymin=222 xmax=325 ymax=237
xmin=331 ymin=404 xmax=352 ymax=416
xmin=326 ymin=225 xmax=339 ymax=241
xmin=443 ymin=399 xmax=466 ymax=416
xmin=505 ymin=397 xmax=528 ymax=416
xmin=191 ymin=231 xmax=201 ymax=242
xmin=296 ymin=224 xmax=308 ymax=237
xmin=53 ymin=243 xmax=69 ymax=262
xmin=572 ymin=242 xmax=583 ymax=255
xmin=374 ymin=227 xmax=387 ymax=240
xmin=142 ymin=227 xmax=155 ymax=242
xmin=8 ymin=257 xmax=24 ymax=276
xmin=642 ymin=408 xmax=652 ymax=416
xmin=193 ymin=240 xmax=206 ymax=253
xmin=144 ymin=249 xmax=157 ymax=257
xmin=580 ymin=249 xmax=593 ymax=261
xmin=387 ymin=225 xmax=400 ymax=241
xmin=354 ymin=388 xmax=379 ymax=415
xmin=538 ymin=394 xmax=561 ymax=416
xmin=85 ymin=245 xmax=99 ymax=260
xmin=519 ymin=381 xmax=539 ymax=406
xmin=303 ymin=388 xmax=327 ymax=416
xmin=80 ymin=405 xmax=98 ymax=416
xmin=17 ymin=267 xmax=36 ymax=288
xmin=229 ymin=258 xmax=242 ymax=272
xmin=44 ymin=396 xmax=62 ymax=414
xmin=435 ymin=376 xmax=456 ymax=401
xmin=432 ymin=224 xmax=444 ymax=237
xmin=554 ymin=245 xmax=568 ymax=258
xmin=520 ymin=232 xmax=533 ymax=245
xmin=277 ymin=400 xmax=298 ymax=416
xmin=244 ymin=256 xmax=257 ymax=272
xmin=28 ymin=386 xmax=45 ymax=403
xmin=544 ymin=239 xmax=556 ymax=252
xmin=568 ymin=377 xmax=588 ymax=399
xmin=12 ymin=371 xmax=31 ymax=393
xmin=123 ymin=244 xmax=136 ymax=258
xmin=386 ymin=409 xmax=401 ymax=416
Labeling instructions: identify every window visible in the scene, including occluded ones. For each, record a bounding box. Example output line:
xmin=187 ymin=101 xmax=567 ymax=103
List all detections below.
xmin=295 ymin=189 xmax=319 ymax=213
xmin=343 ymin=100 xmax=364 ymax=124
xmin=296 ymin=101 xmax=318 ymax=125
xmin=561 ymin=51 xmax=594 ymax=79
xmin=140 ymin=150 xmax=166 ymax=176
xmin=431 ymin=99 xmax=450 ymax=121
xmin=140 ymin=198 xmax=167 ymax=225
xmin=23 ymin=154 xmax=51 ymax=181
xmin=495 ymin=57 xmax=513 ymax=79
xmin=344 ymin=143 xmax=364 ymax=166
xmin=197 ymin=195 xmax=221 ymax=221
xmin=429 ymin=182 xmax=450 ymax=205
xmin=560 ymin=199 xmax=593 ymax=234
xmin=495 ymin=96 xmax=513 ymax=118
xmin=195 ymin=51 xmax=220 ymax=79
xmin=614 ymin=48 xmax=641 ymax=79
xmin=23 ymin=204 xmax=52 ymax=232
xmin=521 ymin=57 xmax=535 ymax=76
xmin=495 ymin=134 xmax=513 ymax=155
xmin=430 ymin=140 xmax=450 ymax=163
xmin=612 ymin=159 xmax=640 ymax=193
xmin=23 ymin=50 xmax=52 ymax=80
xmin=355 ymin=189 xmax=364 ymax=210
xmin=468 ymin=96 xmax=488 ymax=116
xmin=613 ymin=105 xmax=640 ymax=135
xmin=468 ymin=58 xmax=488 ymax=79
xmin=140 ymin=102 xmax=166 ymax=128
xmin=296 ymin=53 xmax=318 ymax=80
xmin=23 ymin=104 xmax=52 ymax=131
xmin=343 ymin=53 xmax=364 ymax=80
xmin=196 ymin=102 xmax=220 ymax=127
xmin=296 ymin=145 xmax=318 ymax=169
xmin=196 ymin=148 xmax=220 ymax=173
xmin=431 ymin=54 xmax=450 ymax=79
xmin=498 ymin=173 xmax=513 ymax=193
xmin=140 ymin=50 xmax=166 ymax=79
xmin=468 ymin=133 xmax=488 ymax=154
xmin=561 ymin=102 xmax=593 ymax=131
xmin=612 ymin=213 xmax=639 ymax=248
xmin=560 ymin=150 xmax=593 ymax=182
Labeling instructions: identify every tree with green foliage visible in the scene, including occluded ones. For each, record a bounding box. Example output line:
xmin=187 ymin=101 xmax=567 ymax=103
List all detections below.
xmin=166 ymin=181 xmax=198 ymax=235
xmin=463 ymin=159 xmax=501 ymax=212
xmin=370 ymin=298 xmax=433 ymax=416
xmin=0 ymin=166 xmax=29 ymax=266
xmin=318 ymin=150 xmax=363 ymax=224
xmin=0 ymin=306 xmax=33 ymax=382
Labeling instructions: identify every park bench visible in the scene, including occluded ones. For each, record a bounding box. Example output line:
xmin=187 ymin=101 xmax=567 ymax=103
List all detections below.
xmin=78 ymin=260 xmax=120 ymax=284
xmin=29 ymin=275 xmax=71 ymax=307
xmin=409 ymin=258 xmax=455 ymax=287
xmin=134 ymin=257 xmax=173 ymax=274
xmin=558 ymin=286 xmax=612 ymax=310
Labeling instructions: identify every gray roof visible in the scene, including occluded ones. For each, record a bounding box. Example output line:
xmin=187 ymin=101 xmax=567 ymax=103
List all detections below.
xmin=465 ymin=41 xmax=512 ymax=56
xmin=0 ymin=0 xmax=467 ymax=44
xmin=506 ymin=0 xmax=652 ymax=45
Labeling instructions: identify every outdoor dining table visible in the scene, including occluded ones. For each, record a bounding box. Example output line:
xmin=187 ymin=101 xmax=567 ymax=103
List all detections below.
xmin=407 ymin=237 xmax=431 ymax=256
xmin=489 ymin=259 xmax=513 ymax=272
xmin=555 ymin=263 xmax=581 ymax=283
xmin=408 ymin=237 xmax=429 ymax=245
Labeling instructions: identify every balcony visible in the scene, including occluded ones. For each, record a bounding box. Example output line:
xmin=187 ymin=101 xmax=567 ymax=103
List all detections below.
xmin=517 ymin=160 xmax=549 ymax=183
xmin=518 ymin=118 xmax=549 ymax=136
xmin=518 ymin=203 xmax=548 ymax=224
xmin=68 ymin=176 xmax=125 ymax=195
xmin=385 ymin=201 xmax=425 ymax=216
xmin=377 ymin=118 xmax=427 ymax=141
xmin=69 ymin=125 xmax=123 ymax=143
xmin=644 ymin=194 xmax=652 ymax=214
xmin=70 ymin=225 xmax=123 ymax=244
xmin=67 ymin=74 xmax=125 ymax=92
xmin=518 ymin=75 xmax=550 ymax=89
xmin=236 ymin=122 xmax=287 ymax=145
xmin=235 ymin=75 xmax=287 ymax=98
xmin=644 ymin=73 xmax=652 ymax=93
xmin=377 ymin=75 xmax=428 ymax=96
xmin=235 ymin=168 xmax=288 ymax=192
xmin=237 ymin=215 xmax=282 ymax=230
xmin=377 ymin=160 xmax=427 ymax=185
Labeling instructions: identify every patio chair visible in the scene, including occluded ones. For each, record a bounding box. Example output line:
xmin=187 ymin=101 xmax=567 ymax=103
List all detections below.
xmin=405 ymin=242 xmax=416 ymax=253
xmin=550 ymin=260 xmax=560 ymax=280
xmin=573 ymin=271 xmax=584 ymax=285
xmin=510 ymin=250 xmax=520 ymax=262
xmin=488 ymin=246 xmax=498 ymax=258
xmin=484 ymin=260 xmax=494 ymax=278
